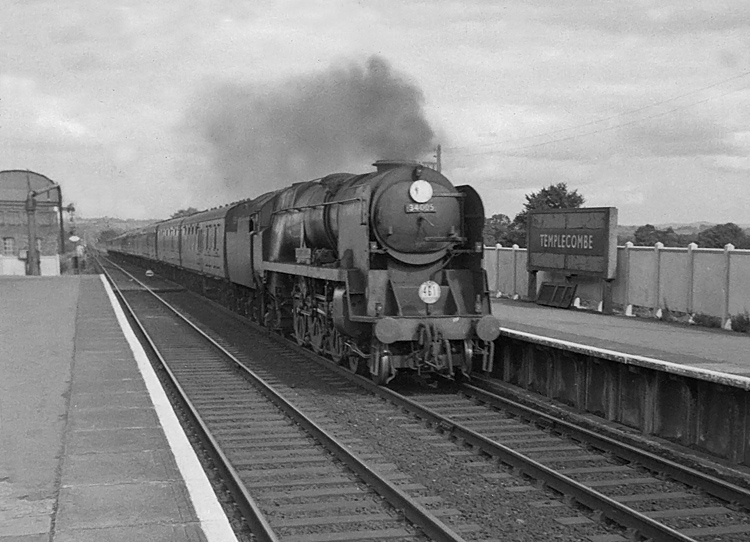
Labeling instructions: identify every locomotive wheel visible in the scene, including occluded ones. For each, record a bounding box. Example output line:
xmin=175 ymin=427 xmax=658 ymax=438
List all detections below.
xmin=370 ymin=341 xmax=394 ymax=385
xmin=348 ymin=354 xmax=364 ymax=375
xmin=329 ymin=328 xmax=345 ymax=363
xmin=249 ymin=297 xmax=261 ymax=323
xmin=293 ymin=310 xmax=308 ymax=346
xmin=462 ymin=339 xmax=474 ymax=374
xmin=310 ymin=316 xmax=324 ymax=354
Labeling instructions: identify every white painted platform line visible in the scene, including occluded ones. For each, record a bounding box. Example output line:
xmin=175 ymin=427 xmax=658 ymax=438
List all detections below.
xmin=99 ymin=275 xmax=239 ymax=542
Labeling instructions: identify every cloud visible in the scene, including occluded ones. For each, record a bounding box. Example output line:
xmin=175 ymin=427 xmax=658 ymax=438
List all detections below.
xmin=536 ymin=1 xmax=750 ymax=35
xmin=712 ymin=154 xmax=750 ymax=172
xmin=186 ymin=55 xmax=435 ymax=198
xmin=0 ymin=74 xmax=93 ymax=143
xmin=618 ymin=112 xmax=743 ymax=157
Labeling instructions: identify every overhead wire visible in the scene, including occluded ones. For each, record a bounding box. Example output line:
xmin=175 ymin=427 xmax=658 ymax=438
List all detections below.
xmin=444 ymin=69 xmax=750 ymax=157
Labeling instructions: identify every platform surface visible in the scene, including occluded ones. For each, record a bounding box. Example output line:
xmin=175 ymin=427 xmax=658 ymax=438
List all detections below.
xmin=0 ymin=276 xmax=233 ymax=542
xmin=492 ymin=298 xmax=750 ymax=378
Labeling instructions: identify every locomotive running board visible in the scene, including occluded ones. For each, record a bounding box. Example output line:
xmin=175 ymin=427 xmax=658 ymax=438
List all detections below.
xmin=261 ymin=261 xmax=348 ymax=282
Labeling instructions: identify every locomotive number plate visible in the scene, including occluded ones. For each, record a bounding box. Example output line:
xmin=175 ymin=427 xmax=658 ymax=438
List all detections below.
xmin=405 ymin=203 xmax=436 ymax=213
xmin=418 ymin=280 xmax=441 ymax=304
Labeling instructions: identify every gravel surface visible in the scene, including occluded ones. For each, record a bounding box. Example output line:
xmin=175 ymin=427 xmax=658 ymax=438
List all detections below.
xmin=165 ymin=292 xmax=629 ymax=541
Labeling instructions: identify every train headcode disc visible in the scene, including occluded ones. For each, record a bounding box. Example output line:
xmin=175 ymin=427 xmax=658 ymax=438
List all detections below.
xmin=418 ymin=280 xmax=441 ymax=304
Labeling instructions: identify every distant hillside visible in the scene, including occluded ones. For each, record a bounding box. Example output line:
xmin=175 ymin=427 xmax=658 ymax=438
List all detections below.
xmin=72 ymin=216 xmax=158 ymax=245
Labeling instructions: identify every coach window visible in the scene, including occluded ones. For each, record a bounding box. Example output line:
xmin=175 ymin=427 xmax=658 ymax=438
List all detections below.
xmin=2 ymin=237 xmax=15 ymax=255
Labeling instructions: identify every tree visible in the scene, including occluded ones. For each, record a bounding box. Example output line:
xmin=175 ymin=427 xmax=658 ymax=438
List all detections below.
xmin=483 ymin=213 xmax=511 ymax=246
xmin=633 ymin=224 xmax=679 ymax=246
xmin=170 ymin=207 xmax=200 ymax=218
xmin=697 ymin=223 xmax=748 ymax=249
xmin=510 ymin=183 xmax=585 ymax=247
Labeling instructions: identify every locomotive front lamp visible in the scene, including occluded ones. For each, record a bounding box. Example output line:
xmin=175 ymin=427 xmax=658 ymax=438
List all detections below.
xmin=412 ymin=165 xmax=424 ymax=180
xmin=370 ymin=241 xmax=378 ymax=251
xmin=475 ymin=241 xmax=483 ymax=252
xmin=409 ymin=179 xmax=433 ymax=203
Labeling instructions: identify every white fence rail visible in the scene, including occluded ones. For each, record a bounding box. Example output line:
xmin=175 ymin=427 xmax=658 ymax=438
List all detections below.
xmin=484 ymin=243 xmax=750 ymax=326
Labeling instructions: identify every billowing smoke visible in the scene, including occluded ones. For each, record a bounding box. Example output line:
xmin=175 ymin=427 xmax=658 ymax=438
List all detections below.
xmin=189 ymin=55 xmax=435 ymax=197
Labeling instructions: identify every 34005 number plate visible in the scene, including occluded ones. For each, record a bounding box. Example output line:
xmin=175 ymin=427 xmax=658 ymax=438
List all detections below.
xmin=405 ymin=203 xmax=436 ymax=213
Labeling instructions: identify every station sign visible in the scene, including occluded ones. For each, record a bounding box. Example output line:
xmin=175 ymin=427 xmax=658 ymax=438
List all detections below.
xmin=527 ymin=207 xmax=618 ymax=279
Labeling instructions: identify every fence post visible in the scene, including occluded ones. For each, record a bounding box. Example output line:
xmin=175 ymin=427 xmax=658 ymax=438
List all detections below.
xmin=686 ymin=242 xmax=697 ymax=315
xmin=495 ymin=243 xmax=502 ymax=296
xmin=624 ymin=242 xmax=633 ymax=316
xmin=723 ymin=243 xmax=734 ymax=330
xmin=654 ymin=242 xmax=664 ymax=318
xmin=512 ymin=244 xmax=520 ymax=299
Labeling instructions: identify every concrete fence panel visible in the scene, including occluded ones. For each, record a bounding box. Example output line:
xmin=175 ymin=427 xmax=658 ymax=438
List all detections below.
xmin=659 ymin=248 xmax=690 ymax=313
xmin=484 ymin=243 xmax=750 ymax=322
xmin=729 ymin=251 xmax=750 ymax=316
xmin=624 ymin=247 xmax=658 ymax=309
xmin=692 ymin=249 xmax=726 ymax=319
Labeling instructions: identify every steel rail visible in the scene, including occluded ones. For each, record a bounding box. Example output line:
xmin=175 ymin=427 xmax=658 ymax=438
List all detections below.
xmin=99 ymin=256 xmax=468 ymax=542
xmin=98 ymin=258 xmax=280 ymax=542
xmin=268 ymin=340 xmax=704 ymax=541
xmin=466 ymin=377 xmax=750 ymax=509
xmin=193 ymin=295 xmax=711 ymax=541
xmin=364 ymin=382 xmax=699 ymax=542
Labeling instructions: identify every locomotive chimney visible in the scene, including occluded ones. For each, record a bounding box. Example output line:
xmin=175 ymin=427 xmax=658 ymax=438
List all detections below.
xmin=373 ymin=159 xmax=420 ymax=173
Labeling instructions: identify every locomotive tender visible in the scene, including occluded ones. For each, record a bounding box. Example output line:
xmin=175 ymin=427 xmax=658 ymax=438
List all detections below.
xmin=108 ymin=160 xmax=500 ymax=384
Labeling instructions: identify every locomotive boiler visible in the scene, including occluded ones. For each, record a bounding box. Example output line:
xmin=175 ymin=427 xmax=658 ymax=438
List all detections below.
xmin=108 ymin=160 xmax=500 ymax=384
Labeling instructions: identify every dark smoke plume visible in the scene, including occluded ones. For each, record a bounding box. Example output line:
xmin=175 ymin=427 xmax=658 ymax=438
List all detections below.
xmin=190 ymin=55 xmax=435 ymax=197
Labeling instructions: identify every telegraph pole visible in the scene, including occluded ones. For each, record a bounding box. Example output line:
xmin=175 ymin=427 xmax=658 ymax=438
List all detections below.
xmin=435 ymin=144 xmax=442 ymax=172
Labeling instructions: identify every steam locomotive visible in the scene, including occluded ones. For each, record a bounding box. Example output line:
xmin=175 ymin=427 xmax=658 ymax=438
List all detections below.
xmin=108 ymin=160 xmax=500 ymax=384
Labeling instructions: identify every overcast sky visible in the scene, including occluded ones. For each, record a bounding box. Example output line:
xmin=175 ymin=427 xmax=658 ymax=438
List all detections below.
xmin=2 ymin=1 xmax=749 ymax=225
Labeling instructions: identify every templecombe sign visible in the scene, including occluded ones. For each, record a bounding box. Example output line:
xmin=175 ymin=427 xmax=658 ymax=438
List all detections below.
xmin=527 ymin=207 xmax=618 ymax=279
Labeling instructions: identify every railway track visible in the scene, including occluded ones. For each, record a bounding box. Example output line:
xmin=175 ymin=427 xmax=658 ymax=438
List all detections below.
xmin=100 ymin=258 xmax=472 ymax=542
xmin=99 ymin=256 xmax=750 ymax=541
xmin=398 ymin=385 xmax=750 ymax=541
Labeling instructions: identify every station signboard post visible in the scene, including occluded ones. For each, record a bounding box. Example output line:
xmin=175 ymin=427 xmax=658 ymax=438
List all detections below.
xmin=526 ymin=207 xmax=618 ymax=312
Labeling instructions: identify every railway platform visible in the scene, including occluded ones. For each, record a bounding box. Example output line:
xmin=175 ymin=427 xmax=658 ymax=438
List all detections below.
xmin=491 ymin=298 xmax=750 ymax=380
xmin=490 ymin=297 xmax=750 ymax=466
xmin=0 ymin=275 xmax=235 ymax=542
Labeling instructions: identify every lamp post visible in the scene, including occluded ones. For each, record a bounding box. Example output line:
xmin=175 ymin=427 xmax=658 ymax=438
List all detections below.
xmin=25 ymin=181 xmax=60 ymax=276
xmin=25 ymin=191 xmax=39 ymax=275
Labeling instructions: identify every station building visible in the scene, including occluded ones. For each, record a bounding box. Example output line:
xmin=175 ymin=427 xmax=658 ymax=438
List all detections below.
xmin=0 ymin=170 xmax=65 ymax=275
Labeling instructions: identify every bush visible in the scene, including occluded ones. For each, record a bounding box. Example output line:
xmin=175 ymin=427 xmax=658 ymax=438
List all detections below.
xmin=691 ymin=313 xmax=722 ymax=328
xmin=732 ymin=311 xmax=750 ymax=333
